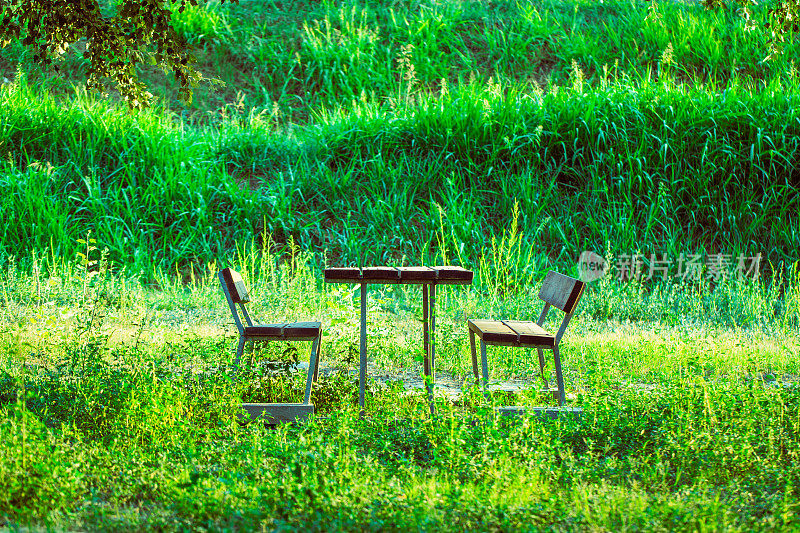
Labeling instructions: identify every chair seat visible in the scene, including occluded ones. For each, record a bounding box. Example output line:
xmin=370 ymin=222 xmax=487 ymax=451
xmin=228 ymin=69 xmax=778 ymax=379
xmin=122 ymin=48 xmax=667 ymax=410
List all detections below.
xmin=243 ymin=321 xmax=322 ymax=339
xmin=468 ymin=319 xmax=555 ymax=347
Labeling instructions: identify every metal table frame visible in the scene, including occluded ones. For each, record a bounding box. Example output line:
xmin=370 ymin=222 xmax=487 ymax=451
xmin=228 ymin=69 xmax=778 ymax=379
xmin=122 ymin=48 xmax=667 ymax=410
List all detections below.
xmin=324 ymin=266 xmax=473 ymax=415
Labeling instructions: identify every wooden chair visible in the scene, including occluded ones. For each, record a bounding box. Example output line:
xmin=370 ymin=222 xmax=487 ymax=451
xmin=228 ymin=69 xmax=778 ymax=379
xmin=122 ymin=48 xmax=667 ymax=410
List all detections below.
xmin=468 ymin=271 xmax=585 ymax=407
xmin=218 ymin=268 xmax=322 ymax=423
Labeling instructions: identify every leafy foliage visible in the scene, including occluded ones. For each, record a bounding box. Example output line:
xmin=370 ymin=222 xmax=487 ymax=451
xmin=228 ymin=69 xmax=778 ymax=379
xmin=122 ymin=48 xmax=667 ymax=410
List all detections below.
xmin=702 ymin=0 xmax=800 ymax=58
xmin=0 ymin=0 xmax=237 ymax=108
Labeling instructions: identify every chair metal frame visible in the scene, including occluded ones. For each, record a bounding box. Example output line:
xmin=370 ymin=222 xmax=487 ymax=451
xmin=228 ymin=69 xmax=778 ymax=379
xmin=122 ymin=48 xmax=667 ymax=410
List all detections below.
xmin=218 ymin=268 xmax=321 ymax=405
xmin=468 ymin=270 xmax=585 ymax=406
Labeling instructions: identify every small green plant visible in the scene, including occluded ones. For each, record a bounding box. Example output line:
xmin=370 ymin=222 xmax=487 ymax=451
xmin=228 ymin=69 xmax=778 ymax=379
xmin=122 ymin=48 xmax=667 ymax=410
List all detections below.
xmin=477 ymin=200 xmax=539 ymax=304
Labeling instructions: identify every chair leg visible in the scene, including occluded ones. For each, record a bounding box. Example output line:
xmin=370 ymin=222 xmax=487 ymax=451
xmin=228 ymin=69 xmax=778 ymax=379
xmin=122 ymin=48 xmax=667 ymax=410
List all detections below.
xmin=233 ymin=336 xmax=246 ymax=373
xmin=480 ymin=340 xmax=490 ymax=401
xmin=304 ymin=336 xmax=320 ymax=404
xmin=537 ymin=348 xmax=550 ymax=390
xmin=469 ymin=329 xmax=480 ymax=386
xmin=553 ymin=344 xmax=566 ymax=406
xmin=313 ymin=332 xmax=321 ymax=382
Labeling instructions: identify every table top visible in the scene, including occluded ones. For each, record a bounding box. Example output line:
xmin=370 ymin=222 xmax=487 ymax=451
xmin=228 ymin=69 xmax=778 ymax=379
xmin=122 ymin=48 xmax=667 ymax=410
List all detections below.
xmin=324 ymin=266 xmax=473 ymax=285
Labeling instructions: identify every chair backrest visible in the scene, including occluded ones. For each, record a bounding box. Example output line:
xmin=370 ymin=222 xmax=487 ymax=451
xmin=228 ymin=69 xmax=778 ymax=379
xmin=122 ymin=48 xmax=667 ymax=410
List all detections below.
xmin=537 ymin=270 xmax=585 ymax=344
xmin=220 ymin=268 xmax=251 ymax=303
xmin=219 ymin=268 xmax=254 ymax=333
xmin=538 ymin=270 xmax=585 ymax=315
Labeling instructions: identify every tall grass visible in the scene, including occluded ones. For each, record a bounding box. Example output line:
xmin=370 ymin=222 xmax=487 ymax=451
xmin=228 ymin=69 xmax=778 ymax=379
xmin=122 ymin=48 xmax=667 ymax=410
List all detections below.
xmin=1 ymin=0 xmax=798 ymax=277
xmin=2 ymin=70 xmax=798 ymax=277
xmin=156 ymin=0 xmax=799 ymax=118
xmin=2 ymin=0 xmax=797 ymax=114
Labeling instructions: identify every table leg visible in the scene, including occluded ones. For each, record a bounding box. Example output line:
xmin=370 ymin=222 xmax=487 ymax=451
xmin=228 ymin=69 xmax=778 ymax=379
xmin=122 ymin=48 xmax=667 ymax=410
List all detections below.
xmin=359 ymin=282 xmax=367 ymax=416
xmin=428 ymin=283 xmax=436 ymax=415
xmin=422 ymin=283 xmax=429 ymax=377
xmin=481 ymin=339 xmax=490 ymax=401
xmin=422 ymin=284 xmax=433 ymax=414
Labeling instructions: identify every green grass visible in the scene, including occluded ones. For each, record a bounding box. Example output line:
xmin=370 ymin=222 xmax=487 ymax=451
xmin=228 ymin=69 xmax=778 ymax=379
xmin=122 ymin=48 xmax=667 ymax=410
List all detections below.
xmin=2 ymin=73 xmax=799 ymax=275
xmin=1 ymin=0 xmax=800 ymax=528
xmin=5 ymin=0 xmax=786 ymax=119
xmin=0 ymin=0 xmax=799 ymax=276
xmin=1 ymin=256 xmax=799 ymax=530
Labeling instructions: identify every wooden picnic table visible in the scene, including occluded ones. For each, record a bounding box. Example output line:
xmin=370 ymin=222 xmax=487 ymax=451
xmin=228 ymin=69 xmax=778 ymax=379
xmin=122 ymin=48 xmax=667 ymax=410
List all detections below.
xmin=324 ymin=266 xmax=473 ymax=415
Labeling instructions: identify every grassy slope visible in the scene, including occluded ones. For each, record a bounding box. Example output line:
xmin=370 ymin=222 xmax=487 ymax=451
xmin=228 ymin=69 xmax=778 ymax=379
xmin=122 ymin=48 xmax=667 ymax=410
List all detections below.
xmin=0 ymin=0 xmax=799 ymax=276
